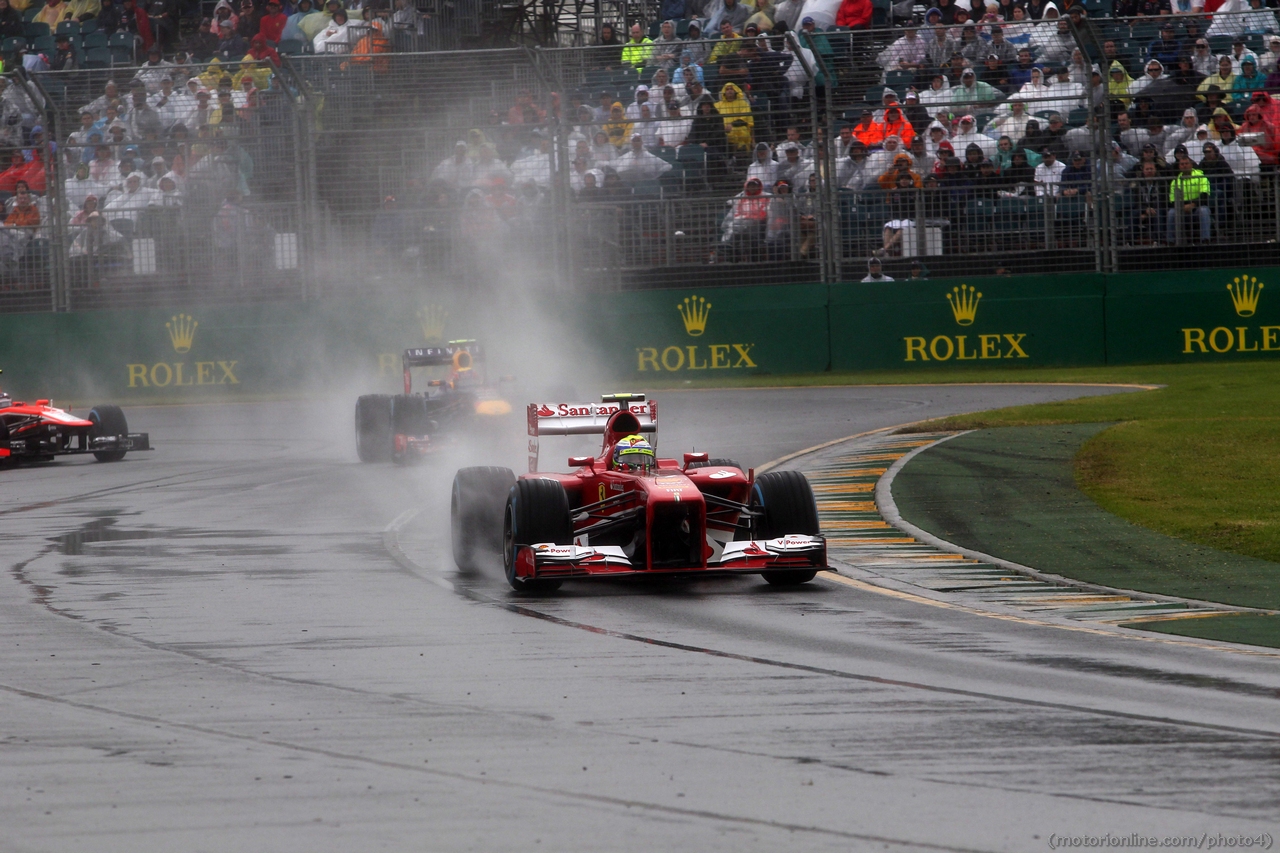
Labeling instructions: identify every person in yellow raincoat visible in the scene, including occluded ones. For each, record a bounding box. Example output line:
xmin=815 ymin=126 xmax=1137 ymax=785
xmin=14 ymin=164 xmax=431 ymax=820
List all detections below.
xmin=602 ymin=102 xmax=633 ymax=150
xmin=715 ymin=82 xmax=753 ymax=153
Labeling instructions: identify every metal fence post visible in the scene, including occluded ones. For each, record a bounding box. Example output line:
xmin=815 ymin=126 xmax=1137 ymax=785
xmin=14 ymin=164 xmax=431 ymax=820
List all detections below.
xmin=15 ymin=71 xmax=66 ymax=312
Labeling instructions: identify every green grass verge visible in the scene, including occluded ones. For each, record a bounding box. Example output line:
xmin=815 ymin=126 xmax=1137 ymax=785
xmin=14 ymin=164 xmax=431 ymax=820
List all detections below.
xmin=898 ymin=361 xmax=1280 ymax=565
xmin=1124 ymin=614 xmax=1280 ymax=646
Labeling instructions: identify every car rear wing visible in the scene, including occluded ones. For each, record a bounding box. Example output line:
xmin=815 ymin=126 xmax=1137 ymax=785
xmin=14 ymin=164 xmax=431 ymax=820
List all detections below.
xmin=402 ymin=341 xmax=482 ymax=368
xmin=402 ymin=341 xmax=482 ymax=394
xmin=526 ymin=398 xmax=656 ymax=472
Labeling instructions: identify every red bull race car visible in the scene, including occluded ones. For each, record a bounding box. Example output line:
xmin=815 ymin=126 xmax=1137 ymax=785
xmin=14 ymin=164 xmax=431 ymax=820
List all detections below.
xmin=354 ymin=340 xmax=512 ymax=465
xmin=450 ymin=393 xmax=827 ymax=592
xmin=0 ymin=373 xmax=150 ymax=465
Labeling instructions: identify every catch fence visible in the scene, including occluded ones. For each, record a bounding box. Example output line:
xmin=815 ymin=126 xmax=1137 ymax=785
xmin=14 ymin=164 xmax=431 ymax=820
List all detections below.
xmin=3 ymin=9 xmax=1280 ymax=314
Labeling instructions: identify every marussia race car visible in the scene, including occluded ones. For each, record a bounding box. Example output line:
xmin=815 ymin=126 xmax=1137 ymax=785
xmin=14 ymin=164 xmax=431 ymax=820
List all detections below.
xmin=354 ymin=340 xmax=512 ymax=465
xmin=449 ymin=393 xmax=828 ymax=592
xmin=0 ymin=373 xmax=150 ymax=465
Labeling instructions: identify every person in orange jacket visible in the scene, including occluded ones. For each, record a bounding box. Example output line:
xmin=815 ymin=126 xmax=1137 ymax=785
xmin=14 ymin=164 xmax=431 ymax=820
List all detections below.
xmin=872 ymin=104 xmax=916 ymax=148
xmin=851 ymin=109 xmax=885 ymax=147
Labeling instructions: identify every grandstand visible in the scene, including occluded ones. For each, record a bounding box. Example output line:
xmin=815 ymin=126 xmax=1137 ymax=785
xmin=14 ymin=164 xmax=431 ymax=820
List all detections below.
xmin=2 ymin=1 xmax=1280 ymax=313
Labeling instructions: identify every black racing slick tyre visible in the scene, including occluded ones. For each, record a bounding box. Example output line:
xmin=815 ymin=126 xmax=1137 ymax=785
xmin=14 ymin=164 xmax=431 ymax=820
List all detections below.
xmin=752 ymin=470 xmax=820 ymax=587
xmin=0 ymin=418 xmax=9 ymax=466
xmin=355 ymin=394 xmax=392 ymax=463
xmin=88 ymin=404 xmax=128 ymax=462
xmin=687 ymin=457 xmax=743 ymax=472
xmin=451 ymin=466 xmax=516 ymax=572
xmin=502 ymin=478 xmax=572 ymax=593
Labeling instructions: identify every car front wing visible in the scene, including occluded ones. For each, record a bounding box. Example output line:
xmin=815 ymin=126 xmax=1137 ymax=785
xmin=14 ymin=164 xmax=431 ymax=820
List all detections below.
xmin=513 ymin=534 xmax=827 ymax=580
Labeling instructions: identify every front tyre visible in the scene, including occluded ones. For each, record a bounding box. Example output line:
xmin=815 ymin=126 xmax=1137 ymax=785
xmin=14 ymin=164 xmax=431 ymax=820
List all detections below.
xmin=88 ymin=404 xmax=128 ymax=462
xmin=752 ymin=470 xmax=820 ymax=587
xmin=451 ymin=466 xmax=516 ymax=572
xmin=502 ymin=478 xmax=572 ymax=593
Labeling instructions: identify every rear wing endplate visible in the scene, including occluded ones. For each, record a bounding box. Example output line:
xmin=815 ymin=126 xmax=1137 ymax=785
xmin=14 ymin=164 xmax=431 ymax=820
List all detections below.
xmin=526 ymin=399 xmax=657 ymax=472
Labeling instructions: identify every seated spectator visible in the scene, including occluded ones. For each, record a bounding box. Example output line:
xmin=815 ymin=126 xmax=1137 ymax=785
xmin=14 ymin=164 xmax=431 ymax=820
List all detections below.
xmin=592 ymin=22 xmax=623 ymax=69
xmin=259 ymin=0 xmax=286 ymax=42
xmin=951 ymin=114 xmax=996 ymax=158
xmin=614 ymin=133 xmax=672 ymax=183
xmin=873 ymin=104 xmax=916 ymax=147
xmin=951 ymin=68 xmax=1000 ymax=108
xmin=1011 ymin=65 xmax=1050 ymax=108
xmin=621 ymin=22 xmax=653 ymax=68
xmin=1043 ymin=66 xmax=1085 ymax=117
xmin=656 ymin=101 xmax=691 ymax=148
xmin=602 ymin=102 xmax=632 ymax=149
xmin=431 ymin=140 xmax=472 ymax=190
xmin=0 ymin=0 xmax=21 ymax=38
xmin=312 ymin=8 xmax=348 ymax=53
xmin=1239 ymin=103 xmax=1280 ymax=166
xmin=1241 ymin=0 xmax=1279 ymax=35
xmin=1198 ymin=56 xmax=1236 ymax=102
xmin=835 ymin=0 xmax=871 ymax=29
xmin=1009 ymin=47 xmax=1042 ymax=90
xmin=764 ymin=178 xmax=794 ymax=258
xmin=69 ymin=193 xmax=99 ymax=225
xmin=1218 ymin=124 xmax=1262 ymax=179
xmin=715 ymin=82 xmax=752 ymax=153
xmin=1034 ymin=146 xmax=1064 ymax=195
xmin=282 ymin=0 xmax=321 ymax=42
xmin=719 ymin=177 xmax=769 ymax=259
xmin=746 ymin=141 xmax=777 ymax=185
xmin=866 ymin=133 xmax=907 ymax=178
xmin=850 ymin=110 xmax=883 ymax=148
xmin=650 ymin=20 xmax=682 ymax=70
xmin=1060 ymin=150 xmax=1090 ymax=197
xmin=4 ymin=182 xmax=39 ymax=227
xmin=878 ymin=152 xmax=922 ymax=191
xmin=1130 ymin=159 xmax=1164 ymax=243
xmin=591 ymin=130 xmax=616 ymax=163
xmin=1166 ymin=154 xmax=1211 ymax=242
xmin=1235 ymin=55 xmax=1266 ymax=96
xmin=879 ymin=25 xmax=927 ymax=77
xmin=776 ymin=142 xmax=811 ymax=186
xmin=624 ymin=85 xmax=651 ymax=121
xmin=69 ymin=212 xmax=129 ymax=280
xmin=919 ymin=72 xmax=952 ymax=110
xmin=708 ymin=19 xmax=741 ymax=65
xmin=842 ymin=141 xmax=873 ymax=191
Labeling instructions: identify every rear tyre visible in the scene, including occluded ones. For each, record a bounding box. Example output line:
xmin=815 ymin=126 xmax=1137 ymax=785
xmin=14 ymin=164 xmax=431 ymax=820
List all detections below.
xmin=451 ymin=466 xmax=516 ymax=572
xmin=355 ymin=394 xmax=392 ymax=462
xmin=502 ymin=478 xmax=571 ymax=593
xmin=752 ymin=470 xmax=820 ymax=587
xmin=88 ymin=404 xmax=128 ymax=462
xmin=687 ymin=457 xmax=743 ymax=472
xmin=0 ymin=418 xmax=10 ymax=466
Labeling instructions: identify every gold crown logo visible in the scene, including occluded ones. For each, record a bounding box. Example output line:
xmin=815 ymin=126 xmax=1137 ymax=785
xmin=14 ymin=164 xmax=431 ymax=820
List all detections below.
xmin=166 ymin=313 xmax=197 ymax=353
xmin=417 ymin=304 xmax=447 ymax=343
xmin=677 ymin=296 xmax=711 ymax=337
xmin=946 ymin=284 xmax=982 ymax=326
xmin=1227 ymin=276 xmax=1264 ymax=317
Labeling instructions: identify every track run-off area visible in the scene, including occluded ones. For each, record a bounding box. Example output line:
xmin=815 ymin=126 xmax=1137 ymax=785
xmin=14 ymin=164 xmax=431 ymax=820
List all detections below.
xmin=3 ymin=386 xmax=1279 ymax=852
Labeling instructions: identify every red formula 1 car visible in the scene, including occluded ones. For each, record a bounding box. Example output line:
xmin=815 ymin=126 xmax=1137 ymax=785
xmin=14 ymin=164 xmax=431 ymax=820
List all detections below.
xmin=449 ymin=393 xmax=827 ymax=592
xmin=0 ymin=375 xmax=150 ymax=465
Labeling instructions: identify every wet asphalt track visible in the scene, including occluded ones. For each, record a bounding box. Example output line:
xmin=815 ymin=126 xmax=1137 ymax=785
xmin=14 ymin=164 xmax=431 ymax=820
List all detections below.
xmin=3 ymin=386 xmax=1280 ymax=853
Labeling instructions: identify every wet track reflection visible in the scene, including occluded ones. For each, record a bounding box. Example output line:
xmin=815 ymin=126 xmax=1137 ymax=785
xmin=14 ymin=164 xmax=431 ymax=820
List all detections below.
xmin=3 ymin=387 xmax=1279 ymax=852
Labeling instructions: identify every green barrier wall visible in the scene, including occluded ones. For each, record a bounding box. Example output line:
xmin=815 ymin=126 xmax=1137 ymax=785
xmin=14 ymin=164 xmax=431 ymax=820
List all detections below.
xmin=5 ymin=267 xmax=1280 ymax=401
xmin=830 ymin=274 xmax=1108 ymax=371
xmin=577 ymin=284 xmax=831 ymax=378
xmin=1106 ymin=268 xmax=1280 ymax=364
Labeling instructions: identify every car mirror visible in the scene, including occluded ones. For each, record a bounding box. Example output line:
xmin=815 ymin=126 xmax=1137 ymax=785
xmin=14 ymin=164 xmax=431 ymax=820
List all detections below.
xmin=683 ymin=452 xmax=708 ymax=469
xmin=568 ymin=456 xmax=594 ymax=469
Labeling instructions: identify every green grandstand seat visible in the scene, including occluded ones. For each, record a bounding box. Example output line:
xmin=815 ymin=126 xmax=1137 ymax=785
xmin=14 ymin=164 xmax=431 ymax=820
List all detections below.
xmin=278 ymin=37 xmax=305 ymax=55
xmin=1209 ymin=35 xmax=1233 ymax=54
xmin=22 ymin=21 xmax=48 ymax=39
xmin=675 ymin=19 xmax=690 ymax=37
xmin=78 ymin=16 xmax=96 ymax=33
xmin=1067 ymin=107 xmax=1090 ymax=126
xmin=54 ymin=20 xmax=79 ymax=37
xmin=1 ymin=36 xmax=26 ymax=54
xmin=82 ymin=45 xmax=110 ymax=67
xmin=82 ymin=31 xmax=106 ymax=48
xmin=31 ymin=34 xmax=54 ymax=52
xmin=884 ymin=69 xmax=914 ymax=92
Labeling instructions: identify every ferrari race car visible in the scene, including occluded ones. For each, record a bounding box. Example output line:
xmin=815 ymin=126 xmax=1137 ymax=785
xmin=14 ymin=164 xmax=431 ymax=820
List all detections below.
xmin=354 ymin=340 xmax=512 ymax=465
xmin=0 ymin=374 xmax=150 ymax=465
xmin=449 ymin=393 xmax=827 ymax=592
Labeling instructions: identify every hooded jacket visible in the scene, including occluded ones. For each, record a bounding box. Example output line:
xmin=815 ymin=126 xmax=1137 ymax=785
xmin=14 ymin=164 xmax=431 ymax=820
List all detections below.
xmin=715 ymin=83 xmax=753 ymax=152
xmin=1108 ymin=60 xmax=1134 ymax=105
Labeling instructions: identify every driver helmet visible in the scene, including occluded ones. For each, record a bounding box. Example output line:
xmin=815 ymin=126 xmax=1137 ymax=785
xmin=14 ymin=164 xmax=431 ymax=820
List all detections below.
xmin=613 ymin=434 xmax=655 ymax=472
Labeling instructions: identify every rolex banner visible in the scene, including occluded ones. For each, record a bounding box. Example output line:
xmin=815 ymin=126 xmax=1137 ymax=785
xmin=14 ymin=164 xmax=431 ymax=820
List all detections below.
xmin=1105 ymin=271 xmax=1280 ymax=364
xmin=829 ymin=274 xmax=1109 ymax=371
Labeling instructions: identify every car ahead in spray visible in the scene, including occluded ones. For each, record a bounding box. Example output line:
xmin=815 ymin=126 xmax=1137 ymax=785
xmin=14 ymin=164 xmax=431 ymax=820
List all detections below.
xmin=353 ymin=340 xmax=513 ymax=465
xmin=0 ymin=371 xmax=151 ymax=465
xmin=449 ymin=393 xmax=828 ymax=592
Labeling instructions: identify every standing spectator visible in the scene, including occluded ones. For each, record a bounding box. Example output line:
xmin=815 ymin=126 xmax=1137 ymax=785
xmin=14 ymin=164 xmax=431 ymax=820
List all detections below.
xmin=1131 ymin=160 xmax=1164 ymax=244
xmin=1166 ymin=154 xmax=1210 ymax=242
xmin=1034 ymin=146 xmax=1065 ymax=194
